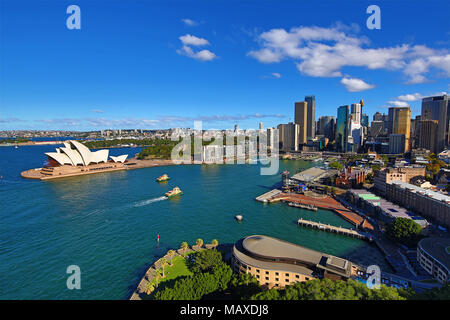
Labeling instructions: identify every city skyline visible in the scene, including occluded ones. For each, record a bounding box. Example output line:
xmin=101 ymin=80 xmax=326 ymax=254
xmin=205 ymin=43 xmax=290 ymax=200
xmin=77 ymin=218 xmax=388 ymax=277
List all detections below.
xmin=1 ymin=0 xmax=449 ymax=131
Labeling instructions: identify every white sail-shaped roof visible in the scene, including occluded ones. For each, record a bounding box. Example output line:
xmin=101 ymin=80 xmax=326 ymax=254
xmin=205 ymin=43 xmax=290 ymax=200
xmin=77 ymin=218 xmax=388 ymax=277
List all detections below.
xmin=45 ymin=140 xmax=117 ymax=167
xmin=59 ymin=147 xmax=84 ymax=165
xmin=69 ymin=140 xmax=92 ymax=165
xmin=91 ymin=149 xmax=109 ymax=163
xmin=110 ymin=155 xmax=128 ymax=163
xmin=45 ymin=152 xmax=73 ymax=165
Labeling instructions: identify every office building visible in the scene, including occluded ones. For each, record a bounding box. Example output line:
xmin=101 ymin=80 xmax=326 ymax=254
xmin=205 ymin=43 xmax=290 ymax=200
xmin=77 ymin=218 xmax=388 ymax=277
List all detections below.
xmin=317 ymin=116 xmax=335 ymax=140
xmin=389 ymin=107 xmax=411 ymax=152
xmin=305 ymin=96 xmax=316 ymax=139
xmin=419 ymin=120 xmax=438 ymax=153
xmin=277 ymin=123 xmax=300 ymax=152
xmin=336 ymin=105 xmax=349 ymax=153
xmin=361 ymin=114 xmax=369 ymax=127
xmin=421 ymin=94 xmax=450 ymax=153
xmin=389 ymin=134 xmax=406 ymax=154
xmin=294 ymin=101 xmax=308 ymax=144
xmin=385 ymin=181 xmax=450 ymax=228
xmin=374 ymin=166 xmax=426 ymax=196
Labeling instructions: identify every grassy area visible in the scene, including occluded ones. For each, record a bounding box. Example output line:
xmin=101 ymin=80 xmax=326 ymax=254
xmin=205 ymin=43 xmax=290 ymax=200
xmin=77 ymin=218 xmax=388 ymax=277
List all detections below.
xmin=151 ymin=255 xmax=193 ymax=287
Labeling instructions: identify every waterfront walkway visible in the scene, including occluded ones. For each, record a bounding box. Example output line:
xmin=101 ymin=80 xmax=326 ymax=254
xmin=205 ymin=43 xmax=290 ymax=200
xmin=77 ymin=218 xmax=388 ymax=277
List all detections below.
xmin=297 ymin=218 xmax=373 ymax=241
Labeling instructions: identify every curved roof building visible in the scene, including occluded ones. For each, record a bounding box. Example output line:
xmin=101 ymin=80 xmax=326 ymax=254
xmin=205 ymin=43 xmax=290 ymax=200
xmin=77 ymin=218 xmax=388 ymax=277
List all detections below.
xmin=417 ymin=237 xmax=450 ymax=283
xmin=232 ymin=235 xmax=357 ymax=288
xmin=45 ymin=140 xmax=127 ymax=166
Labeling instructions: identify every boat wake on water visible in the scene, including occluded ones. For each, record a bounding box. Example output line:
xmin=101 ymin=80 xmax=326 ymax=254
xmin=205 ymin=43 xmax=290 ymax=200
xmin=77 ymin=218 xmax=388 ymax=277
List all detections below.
xmin=133 ymin=196 xmax=168 ymax=207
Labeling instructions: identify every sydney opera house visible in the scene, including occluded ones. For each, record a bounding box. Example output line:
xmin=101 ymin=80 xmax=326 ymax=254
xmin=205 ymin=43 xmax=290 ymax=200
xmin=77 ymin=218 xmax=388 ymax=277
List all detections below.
xmin=21 ymin=140 xmax=129 ymax=180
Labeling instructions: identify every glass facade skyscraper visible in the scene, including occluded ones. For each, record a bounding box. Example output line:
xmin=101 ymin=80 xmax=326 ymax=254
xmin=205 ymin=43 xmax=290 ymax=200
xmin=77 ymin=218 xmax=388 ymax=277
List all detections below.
xmin=337 ymin=105 xmax=349 ymax=153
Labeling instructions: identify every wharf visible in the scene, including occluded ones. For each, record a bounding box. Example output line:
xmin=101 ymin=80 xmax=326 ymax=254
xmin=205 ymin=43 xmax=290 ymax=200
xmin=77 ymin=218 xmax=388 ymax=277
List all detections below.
xmin=297 ymin=218 xmax=373 ymax=241
xmin=270 ymin=192 xmax=374 ymax=231
xmin=255 ymin=189 xmax=282 ymax=202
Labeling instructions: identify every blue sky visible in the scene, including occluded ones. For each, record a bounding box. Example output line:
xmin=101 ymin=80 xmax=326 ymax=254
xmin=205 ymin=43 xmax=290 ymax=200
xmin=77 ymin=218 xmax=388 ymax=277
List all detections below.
xmin=1 ymin=0 xmax=449 ymax=130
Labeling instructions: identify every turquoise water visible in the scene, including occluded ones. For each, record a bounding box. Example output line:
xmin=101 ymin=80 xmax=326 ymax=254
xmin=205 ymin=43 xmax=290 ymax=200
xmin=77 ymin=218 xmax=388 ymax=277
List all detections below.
xmin=0 ymin=146 xmax=391 ymax=299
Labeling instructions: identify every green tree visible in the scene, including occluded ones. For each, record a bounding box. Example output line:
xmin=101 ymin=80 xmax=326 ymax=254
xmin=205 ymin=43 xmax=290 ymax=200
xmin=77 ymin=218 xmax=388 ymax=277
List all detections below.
xmin=412 ymin=283 xmax=450 ymax=300
xmin=167 ymin=250 xmax=175 ymax=266
xmin=191 ymin=249 xmax=223 ymax=273
xmin=387 ymin=218 xmax=422 ymax=246
xmin=160 ymin=258 xmax=167 ymax=278
xmin=145 ymin=282 xmax=154 ymax=295
xmin=329 ymin=161 xmax=343 ymax=170
xmin=196 ymin=238 xmax=204 ymax=249
xmin=250 ymin=278 xmax=408 ymax=300
xmin=180 ymin=241 xmax=189 ymax=256
xmin=211 ymin=239 xmax=219 ymax=249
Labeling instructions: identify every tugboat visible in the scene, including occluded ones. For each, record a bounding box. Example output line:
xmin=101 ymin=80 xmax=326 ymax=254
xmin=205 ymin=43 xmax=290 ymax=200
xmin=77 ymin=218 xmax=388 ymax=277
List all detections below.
xmin=156 ymin=174 xmax=170 ymax=182
xmin=165 ymin=186 xmax=183 ymax=198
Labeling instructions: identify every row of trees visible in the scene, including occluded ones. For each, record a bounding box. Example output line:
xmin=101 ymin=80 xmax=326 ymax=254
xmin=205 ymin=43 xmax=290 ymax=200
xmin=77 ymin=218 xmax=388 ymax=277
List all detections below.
xmin=250 ymin=278 xmax=411 ymax=300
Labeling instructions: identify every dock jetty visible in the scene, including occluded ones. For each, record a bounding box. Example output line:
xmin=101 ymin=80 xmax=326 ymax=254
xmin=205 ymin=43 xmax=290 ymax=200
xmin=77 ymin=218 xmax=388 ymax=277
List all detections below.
xmin=255 ymin=189 xmax=282 ymax=202
xmin=297 ymin=218 xmax=373 ymax=241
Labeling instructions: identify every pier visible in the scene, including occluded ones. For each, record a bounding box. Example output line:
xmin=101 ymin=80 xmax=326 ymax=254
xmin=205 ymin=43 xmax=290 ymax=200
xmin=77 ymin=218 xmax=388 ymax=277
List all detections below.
xmin=255 ymin=189 xmax=282 ymax=202
xmin=297 ymin=218 xmax=373 ymax=241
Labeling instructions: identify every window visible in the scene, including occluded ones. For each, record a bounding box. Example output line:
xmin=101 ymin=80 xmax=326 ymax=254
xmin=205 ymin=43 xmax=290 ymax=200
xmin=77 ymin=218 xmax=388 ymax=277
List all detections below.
xmin=275 ymin=272 xmax=279 ymax=276
xmin=248 ymin=267 xmax=251 ymax=270
xmin=256 ymin=275 xmax=260 ymax=279
xmin=265 ymin=271 xmax=269 ymax=275
xmin=275 ymin=278 xmax=279 ymax=282
xmin=295 ymin=275 xmax=299 ymax=279
xmin=285 ymin=273 xmax=289 ymax=277
xmin=265 ymin=277 xmax=269 ymax=280
xmin=256 ymin=269 xmax=260 ymax=273
xmin=285 ymin=279 xmax=289 ymax=282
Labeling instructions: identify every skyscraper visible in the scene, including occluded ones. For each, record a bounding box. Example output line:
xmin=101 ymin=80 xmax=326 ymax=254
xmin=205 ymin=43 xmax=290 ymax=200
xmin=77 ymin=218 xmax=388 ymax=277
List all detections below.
xmin=361 ymin=114 xmax=369 ymax=127
xmin=294 ymin=101 xmax=308 ymax=144
xmin=305 ymin=95 xmax=316 ymax=139
xmin=318 ymin=116 xmax=335 ymax=140
xmin=350 ymin=103 xmax=362 ymax=124
xmin=336 ymin=105 xmax=349 ymax=153
xmin=390 ymin=106 xmax=411 ymax=152
xmin=421 ymin=94 xmax=450 ymax=153
xmin=419 ymin=120 xmax=438 ymax=153
xmin=277 ymin=123 xmax=300 ymax=152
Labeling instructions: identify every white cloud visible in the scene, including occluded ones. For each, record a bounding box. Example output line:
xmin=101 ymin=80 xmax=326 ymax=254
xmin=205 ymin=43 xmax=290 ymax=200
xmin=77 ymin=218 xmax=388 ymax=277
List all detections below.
xmin=247 ymin=24 xmax=450 ymax=83
xmin=397 ymin=93 xmax=423 ymax=101
xmin=388 ymin=100 xmax=410 ymax=107
xmin=177 ymin=45 xmax=216 ymax=61
xmin=179 ymin=34 xmax=209 ymax=46
xmin=91 ymin=109 xmax=104 ymax=113
xmin=271 ymin=72 xmax=282 ymax=78
xmin=181 ymin=19 xmax=198 ymax=27
xmin=177 ymin=35 xmax=217 ymax=61
xmin=340 ymin=77 xmax=375 ymax=92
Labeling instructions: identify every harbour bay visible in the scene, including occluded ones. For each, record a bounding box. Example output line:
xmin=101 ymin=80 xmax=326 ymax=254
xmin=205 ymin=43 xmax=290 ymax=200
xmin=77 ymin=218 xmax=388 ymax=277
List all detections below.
xmin=0 ymin=145 xmax=392 ymax=299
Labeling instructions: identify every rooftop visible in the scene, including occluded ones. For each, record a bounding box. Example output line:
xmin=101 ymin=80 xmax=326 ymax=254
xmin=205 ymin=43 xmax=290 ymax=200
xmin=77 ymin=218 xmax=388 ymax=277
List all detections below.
xmin=418 ymin=237 xmax=450 ymax=272
xmin=349 ymin=189 xmax=428 ymax=227
xmin=235 ymin=235 xmax=353 ymax=277
xmin=389 ymin=181 xmax=450 ymax=204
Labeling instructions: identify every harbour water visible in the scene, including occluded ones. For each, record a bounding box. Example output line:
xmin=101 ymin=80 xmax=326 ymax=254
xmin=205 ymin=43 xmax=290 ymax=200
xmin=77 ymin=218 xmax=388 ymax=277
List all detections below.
xmin=0 ymin=145 xmax=392 ymax=299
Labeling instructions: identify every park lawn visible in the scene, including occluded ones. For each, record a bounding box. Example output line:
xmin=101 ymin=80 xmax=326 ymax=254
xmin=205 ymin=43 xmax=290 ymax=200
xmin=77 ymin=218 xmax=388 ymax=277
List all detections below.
xmin=151 ymin=255 xmax=192 ymax=287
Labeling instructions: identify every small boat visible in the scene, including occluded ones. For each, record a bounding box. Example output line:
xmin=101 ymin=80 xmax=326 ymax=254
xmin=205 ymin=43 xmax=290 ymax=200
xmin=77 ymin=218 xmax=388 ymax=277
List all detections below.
xmin=156 ymin=174 xmax=170 ymax=182
xmin=235 ymin=215 xmax=243 ymax=221
xmin=165 ymin=186 xmax=183 ymax=198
